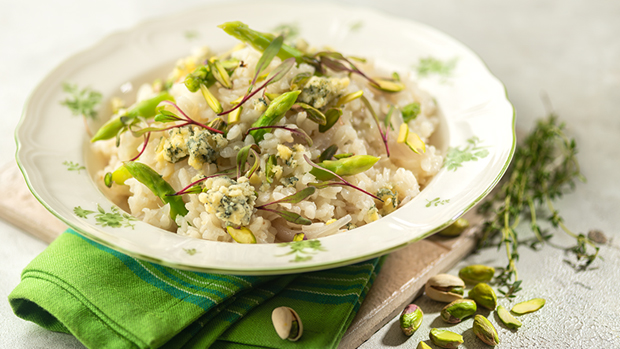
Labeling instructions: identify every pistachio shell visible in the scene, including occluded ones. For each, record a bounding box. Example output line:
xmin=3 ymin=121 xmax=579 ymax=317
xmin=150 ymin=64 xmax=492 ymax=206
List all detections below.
xmin=271 ymin=307 xmax=303 ymax=341
xmin=511 ymin=298 xmax=546 ymax=315
xmin=400 ymin=304 xmax=423 ymax=336
xmin=417 ymin=342 xmax=432 ymax=349
xmin=441 ymin=299 xmax=477 ymax=324
xmin=437 ymin=218 xmax=470 ymax=237
xmin=497 ymin=305 xmax=522 ymax=329
xmin=429 ymin=328 xmax=464 ymax=349
xmin=468 ymin=283 xmax=497 ymax=310
xmin=459 ymin=264 xmax=495 ymax=284
xmin=425 ymin=274 xmax=465 ymax=302
xmin=473 ymin=314 xmax=500 ymax=346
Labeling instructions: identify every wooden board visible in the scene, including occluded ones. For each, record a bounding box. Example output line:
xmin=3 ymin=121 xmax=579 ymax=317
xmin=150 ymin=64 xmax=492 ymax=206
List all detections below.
xmin=0 ymin=162 xmax=479 ymax=348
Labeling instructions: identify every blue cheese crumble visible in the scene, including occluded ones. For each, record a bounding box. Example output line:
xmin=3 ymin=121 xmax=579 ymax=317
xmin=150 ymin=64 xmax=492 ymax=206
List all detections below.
xmin=199 ymin=176 xmax=256 ymax=227
xmin=161 ymin=126 xmax=228 ymax=170
xmin=299 ymin=76 xmax=350 ymax=109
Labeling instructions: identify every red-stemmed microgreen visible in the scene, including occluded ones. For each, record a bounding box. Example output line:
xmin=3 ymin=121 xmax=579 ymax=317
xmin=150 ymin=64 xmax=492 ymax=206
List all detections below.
xmin=360 ymin=95 xmax=390 ymax=157
xmin=129 ymin=132 xmax=151 ymax=162
xmin=255 ymin=187 xmax=316 ymax=225
xmin=169 ymin=169 xmax=235 ymax=196
xmin=303 ymin=155 xmax=382 ymax=201
xmin=129 ymin=101 xmax=225 ymax=137
xmin=251 ymin=34 xmax=284 ymax=89
xmin=218 ymin=57 xmax=295 ymax=116
xmin=313 ymin=51 xmax=379 ymax=86
xmin=243 ymin=125 xmax=313 ymax=146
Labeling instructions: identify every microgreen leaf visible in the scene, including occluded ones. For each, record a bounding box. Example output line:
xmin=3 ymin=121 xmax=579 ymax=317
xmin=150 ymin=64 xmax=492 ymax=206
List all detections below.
xmin=265 ymin=57 xmax=296 ymax=85
xmin=236 ymin=144 xmax=261 ymax=179
xmin=361 ymin=95 xmax=390 ymax=156
xmin=244 ymin=125 xmax=312 ymax=146
xmin=259 ymin=207 xmax=312 ymax=225
xmin=253 ymin=35 xmax=284 ymax=87
xmin=303 ymin=155 xmax=382 ymax=201
xmin=319 ymin=145 xmax=338 ymax=162
xmin=170 ymin=170 xmax=235 ymax=196
xmin=295 ymin=102 xmax=327 ymax=125
xmin=246 ymin=147 xmax=261 ymax=178
xmin=384 ymin=105 xmax=395 ymax=130
xmin=154 ymin=111 xmax=182 ymax=123
xmin=258 ymin=187 xmax=316 ymax=207
xmin=318 ymin=108 xmax=342 ymax=133
xmin=218 ymin=58 xmax=295 ymax=116
xmin=314 ymin=51 xmax=379 ymax=86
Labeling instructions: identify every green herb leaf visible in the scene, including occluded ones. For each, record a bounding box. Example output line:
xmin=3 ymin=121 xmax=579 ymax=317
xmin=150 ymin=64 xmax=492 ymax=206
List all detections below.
xmin=236 ymin=144 xmax=261 ymax=179
xmin=253 ymin=35 xmax=284 ymax=87
xmin=262 ymin=208 xmax=312 ymax=225
xmin=264 ymin=187 xmax=316 ymax=206
xmin=384 ymin=104 xmax=395 ymax=130
xmin=401 ymin=102 xmax=421 ymax=123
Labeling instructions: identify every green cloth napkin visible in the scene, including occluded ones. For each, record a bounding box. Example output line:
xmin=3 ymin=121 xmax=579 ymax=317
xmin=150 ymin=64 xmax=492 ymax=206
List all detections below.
xmin=9 ymin=230 xmax=384 ymax=349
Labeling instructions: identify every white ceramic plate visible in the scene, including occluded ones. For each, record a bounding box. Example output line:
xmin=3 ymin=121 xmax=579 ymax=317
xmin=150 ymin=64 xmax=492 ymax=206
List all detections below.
xmin=16 ymin=1 xmax=515 ymax=275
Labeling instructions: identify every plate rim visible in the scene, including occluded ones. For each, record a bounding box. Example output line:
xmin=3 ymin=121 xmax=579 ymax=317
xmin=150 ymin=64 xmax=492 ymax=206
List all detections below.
xmin=15 ymin=0 xmax=516 ymax=275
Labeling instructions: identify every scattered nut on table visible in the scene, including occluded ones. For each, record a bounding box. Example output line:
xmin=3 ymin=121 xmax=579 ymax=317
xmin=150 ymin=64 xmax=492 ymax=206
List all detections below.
xmin=425 ymin=274 xmax=465 ymax=302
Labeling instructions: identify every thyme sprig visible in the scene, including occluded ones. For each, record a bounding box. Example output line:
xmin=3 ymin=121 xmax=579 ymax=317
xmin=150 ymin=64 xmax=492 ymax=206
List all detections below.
xmin=478 ymin=114 xmax=596 ymax=296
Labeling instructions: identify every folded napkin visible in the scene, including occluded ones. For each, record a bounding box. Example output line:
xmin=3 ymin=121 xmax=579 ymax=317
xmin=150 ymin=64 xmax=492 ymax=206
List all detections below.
xmin=9 ymin=230 xmax=384 ymax=349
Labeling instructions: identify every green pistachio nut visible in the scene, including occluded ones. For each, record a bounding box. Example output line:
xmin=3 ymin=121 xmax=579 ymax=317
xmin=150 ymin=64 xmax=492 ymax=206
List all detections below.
xmin=399 ymin=304 xmax=423 ymax=336
xmin=437 ymin=218 xmax=469 ymax=237
xmin=425 ymin=274 xmax=465 ymax=303
xmin=468 ymin=283 xmax=497 ymax=310
xmin=496 ymin=305 xmax=522 ymax=329
xmin=511 ymin=298 xmax=546 ymax=315
xmin=417 ymin=342 xmax=432 ymax=349
xmin=440 ymin=299 xmax=477 ymax=324
xmin=458 ymin=264 xmax=495 ymax=284
xmin=429 ymin=328 xmax=464 ymax=349
xmin=473 ymin=315 xmax=500 ymax=346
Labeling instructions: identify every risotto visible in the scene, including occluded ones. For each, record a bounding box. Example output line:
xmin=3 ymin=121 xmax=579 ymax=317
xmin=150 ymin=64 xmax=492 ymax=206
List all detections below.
xmin=92 ymin=21 xmax=443 ymax=244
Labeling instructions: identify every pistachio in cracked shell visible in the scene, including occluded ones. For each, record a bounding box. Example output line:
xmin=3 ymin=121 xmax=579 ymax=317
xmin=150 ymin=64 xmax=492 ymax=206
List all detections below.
xmin=425 ymin=274 xmax=465 ymax=302
xmin=468 ymin=282 xmax=497 ymax=310
xmin=440 ymin=299 xmax=477 ymax=324
xmin=271 ymin=306 xmax=303 ymax=341
xmin=473 ymin=314 xmax=500 ymax=346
